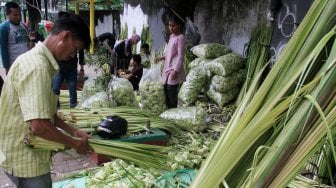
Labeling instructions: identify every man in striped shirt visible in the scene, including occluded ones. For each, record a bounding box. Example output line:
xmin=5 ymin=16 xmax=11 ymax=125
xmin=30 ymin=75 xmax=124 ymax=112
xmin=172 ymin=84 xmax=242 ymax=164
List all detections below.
xmin=0 ymin=12 xmax=94 ymax=187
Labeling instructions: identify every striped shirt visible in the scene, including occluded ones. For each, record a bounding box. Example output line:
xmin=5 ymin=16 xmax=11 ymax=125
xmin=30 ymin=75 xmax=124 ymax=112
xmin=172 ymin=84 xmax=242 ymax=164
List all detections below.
xmin=0 ymin=42 xmax=59 ymax=177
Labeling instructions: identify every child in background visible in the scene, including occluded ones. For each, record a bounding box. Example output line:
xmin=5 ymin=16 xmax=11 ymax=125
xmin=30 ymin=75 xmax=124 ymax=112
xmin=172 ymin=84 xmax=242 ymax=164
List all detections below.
xmin=140 ymin=43 xmax=151 ymax=68
xmin=118 ymin=54 xmax=143 ymax=91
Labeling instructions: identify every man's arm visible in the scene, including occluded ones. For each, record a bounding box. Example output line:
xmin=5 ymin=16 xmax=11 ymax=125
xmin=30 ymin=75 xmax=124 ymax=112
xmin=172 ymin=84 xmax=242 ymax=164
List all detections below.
xmin=78 ymin=49 xmax=85 ymax=77
xmin=30 ymin=117 xmax=93 ymax=154
xmin=0 ymin=22 xmax=10 ymax=71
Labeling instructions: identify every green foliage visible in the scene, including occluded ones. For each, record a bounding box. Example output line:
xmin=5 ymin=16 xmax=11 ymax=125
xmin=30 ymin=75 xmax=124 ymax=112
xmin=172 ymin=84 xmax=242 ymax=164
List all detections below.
xmin=85 ymin=45 xmax=111 ymax=76
xmin=119 ymin=23 xmax=128 ymax=40
xmin=140 ymin=26 xmax=153 ymax=48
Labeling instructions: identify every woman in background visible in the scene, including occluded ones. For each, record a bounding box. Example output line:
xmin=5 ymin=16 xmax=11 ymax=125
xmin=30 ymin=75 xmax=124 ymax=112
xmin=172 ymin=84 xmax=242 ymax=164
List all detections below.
xmin=155 ymin=15 xmax=186 ymax=108
xmin=111 ymin=34 xmax=140 ymax=75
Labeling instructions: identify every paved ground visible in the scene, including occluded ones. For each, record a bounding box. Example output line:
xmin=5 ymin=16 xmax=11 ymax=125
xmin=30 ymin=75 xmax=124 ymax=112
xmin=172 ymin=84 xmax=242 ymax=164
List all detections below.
xmin=0 ymin=65 xmax=100 ymax=187
xmin=0 ymin=150 xmax=97 ymax=188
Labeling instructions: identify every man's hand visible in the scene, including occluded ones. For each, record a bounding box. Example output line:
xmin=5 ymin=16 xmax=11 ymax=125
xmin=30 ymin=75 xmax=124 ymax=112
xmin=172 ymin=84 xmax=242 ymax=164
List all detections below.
xmin=73 ymin=130 xmax=91 ymax=140
xmin=155 ymin=56 xmax=164 ymax=63
xmin=73 ymin=130 xmax=94 ymax=154
xmin=170 ymin=71 xmax=178 ymax=80
xmin=79 ymin=68 xmax=84 ymax=79
xmin=74 ymin=138 xmax=94 ymax=154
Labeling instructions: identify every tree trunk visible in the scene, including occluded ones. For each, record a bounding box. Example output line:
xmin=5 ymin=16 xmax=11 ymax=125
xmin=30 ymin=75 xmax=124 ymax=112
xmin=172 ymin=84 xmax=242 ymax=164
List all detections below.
xmin=26 ymin=0 xmax=42 ymax=31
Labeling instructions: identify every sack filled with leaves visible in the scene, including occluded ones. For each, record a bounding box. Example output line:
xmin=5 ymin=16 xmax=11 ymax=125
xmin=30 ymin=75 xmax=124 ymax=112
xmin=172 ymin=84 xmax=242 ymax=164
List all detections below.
xmin=205 ymin=53 xmax=244 ymax=76
xmin=210 ymin=69 xmax=246 ymax=93
xmin=138 ymin=64 xmax=166 ymax=113
xmin=190 ymin=43 xmax=230 ymax=59
xmin=107 ymin=76 xmax=135 ymax=106
xmin=159 ymin=106 xmax=207 ymax=132
xmin=78 ymin=91 xmax=114 ymax=109
xmin=188 ymin=58 xmax=212 ymax=69
xmin=207 ymin=87 xmax=240 ymax=107
xmin=79 ymin=76 xmax=110 ymax=104
xmin=178 ymin=66 xmax=209 ymax=105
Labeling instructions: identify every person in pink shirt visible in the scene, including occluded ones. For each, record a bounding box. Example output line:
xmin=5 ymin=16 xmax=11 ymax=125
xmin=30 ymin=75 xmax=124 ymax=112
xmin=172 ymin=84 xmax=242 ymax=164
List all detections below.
xmin=156 ymin=15 xmax=186 ymax=108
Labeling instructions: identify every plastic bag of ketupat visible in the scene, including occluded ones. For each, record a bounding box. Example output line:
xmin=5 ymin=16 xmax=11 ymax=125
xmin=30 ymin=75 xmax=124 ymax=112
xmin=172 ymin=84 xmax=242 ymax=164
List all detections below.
xmin=107 ymin=76 xmax=136 ymax=107
xmin=78 ymin=91 xmax=115 ymax=109
xmin=205 ymin=53 xmax=244 ymax=77
xmin=159 ymin=106 xmax=207 ymax=132
xmin=138 ymin=64 xmax=166 ymax=114
xmin=209 ymin=69 xmax=246 ymax=93
xmin=178 ymin=66 xmax=209 ymax=105
xmin=206 ymin=87 xmax=240 ymax=108
xmin=190 ymin=43 xmax=230 ymax=59
xmin=187 ymin=57 xmax=212 ymax=69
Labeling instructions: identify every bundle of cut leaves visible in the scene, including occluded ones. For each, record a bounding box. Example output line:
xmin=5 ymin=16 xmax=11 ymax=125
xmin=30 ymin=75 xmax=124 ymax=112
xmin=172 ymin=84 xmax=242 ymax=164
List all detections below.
xmin=191 ymin=0 xmax=336 ymax=187
xmin=59 ymin=90 xmax=82 ymax=109
xmin=58 ymin=106 xmax=180 ymax=134
xmin=236 ymin=23 xmax=272 ymax=104
xmin=24 ymin=133 xmax=171 ymax=170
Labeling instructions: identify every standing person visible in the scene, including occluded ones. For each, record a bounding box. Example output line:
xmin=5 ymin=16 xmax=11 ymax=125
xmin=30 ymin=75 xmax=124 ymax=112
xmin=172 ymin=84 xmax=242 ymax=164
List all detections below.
xmin=118 ymin=54 xmax=143 ymax=91
xmin=0 ymin=2 xmax=34 ymax=74
xmin=111 ymin=34 xmax=140 ymax=75
xmin=52 ymin=11 xmax=85 ymax=109
xmin=52 ymin=49 xmax=85 ymax=108
xmin=0 ymin=12 xmax=94 ymax=188
xmin=155 ymin=15 xmax=186 ymax=108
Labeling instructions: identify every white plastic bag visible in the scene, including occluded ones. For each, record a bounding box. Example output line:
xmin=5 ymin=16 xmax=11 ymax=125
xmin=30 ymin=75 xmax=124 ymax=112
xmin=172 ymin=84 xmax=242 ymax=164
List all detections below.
xmin=107 ymin=76 xmax=135 ymax=106
xmin=138 ymin=64 xmax=166 ymax=113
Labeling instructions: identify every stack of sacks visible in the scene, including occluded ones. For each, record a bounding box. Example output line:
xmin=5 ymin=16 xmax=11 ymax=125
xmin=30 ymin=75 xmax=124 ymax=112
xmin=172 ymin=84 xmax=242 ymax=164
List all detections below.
xmin=205 ymin=53 xmax=245 ymax=107
xmin=179 ymin=43 xmax=246 ymax=107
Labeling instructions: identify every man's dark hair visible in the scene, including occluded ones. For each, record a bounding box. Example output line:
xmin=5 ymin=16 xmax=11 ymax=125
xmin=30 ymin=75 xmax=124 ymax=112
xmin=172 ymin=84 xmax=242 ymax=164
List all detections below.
xmin=51 ymin=12 xmax=91 ymax=49
xmin=141 ymin=43 xmax=149 ymax=50
xmin=132 ymin=54 xmax=142 ymax=65
xmin=5 ymin=2 xmax=20 ymax=15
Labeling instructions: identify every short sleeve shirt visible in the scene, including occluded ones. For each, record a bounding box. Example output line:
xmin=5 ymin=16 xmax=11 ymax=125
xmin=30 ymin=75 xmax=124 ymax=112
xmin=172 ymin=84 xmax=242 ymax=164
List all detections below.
xmin=0 ymin=42 xmax=59 ymax=177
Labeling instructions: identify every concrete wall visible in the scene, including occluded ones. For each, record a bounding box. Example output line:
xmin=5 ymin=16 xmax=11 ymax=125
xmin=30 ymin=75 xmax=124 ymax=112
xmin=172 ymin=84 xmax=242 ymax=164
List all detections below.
xmin=194 ymin=0 xmax=270 ymax=55
xmin=123 ymin=0 xmax=271 ymax=55
xmin=108 ymin=0 xmax=313 ymax=58
xmin=269 ymin=0 xmax=313 ymax=65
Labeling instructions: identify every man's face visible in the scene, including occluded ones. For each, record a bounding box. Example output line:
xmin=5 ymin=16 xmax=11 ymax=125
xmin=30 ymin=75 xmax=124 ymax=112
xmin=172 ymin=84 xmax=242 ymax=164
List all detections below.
xmin=7 ymin=8 xmax=22 ymax=25
xmin=56 ymin=31 xmax=84 ymax=61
